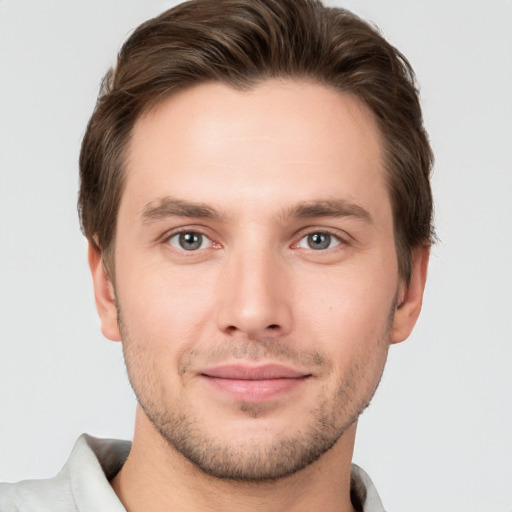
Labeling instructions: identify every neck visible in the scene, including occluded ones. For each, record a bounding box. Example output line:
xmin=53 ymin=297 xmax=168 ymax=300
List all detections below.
xmin=111 ymin=407 xmax=358 ymax=512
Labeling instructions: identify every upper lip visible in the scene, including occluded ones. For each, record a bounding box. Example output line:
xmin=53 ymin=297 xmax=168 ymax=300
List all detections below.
xmin=200 ymin=364 xmax=310 ymax=380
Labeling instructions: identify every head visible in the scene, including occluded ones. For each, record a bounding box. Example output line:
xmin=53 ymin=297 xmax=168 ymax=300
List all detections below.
xmin=81 ymin=0 xmax=433 ymax=482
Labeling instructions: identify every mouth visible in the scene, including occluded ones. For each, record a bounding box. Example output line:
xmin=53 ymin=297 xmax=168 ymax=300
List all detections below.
xmin=199 ymin=364 xmax=312 ymax=401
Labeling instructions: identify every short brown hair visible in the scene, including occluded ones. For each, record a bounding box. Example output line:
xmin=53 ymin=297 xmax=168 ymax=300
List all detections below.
xmin=79 ymin=0 xmax=434 ymax=282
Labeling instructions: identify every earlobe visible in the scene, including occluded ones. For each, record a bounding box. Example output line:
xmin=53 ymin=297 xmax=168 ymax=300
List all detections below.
xmin=88 ymin=241 xmax=122 ymax=342
xmin=390 ymin=246 xmax=430 ymax=344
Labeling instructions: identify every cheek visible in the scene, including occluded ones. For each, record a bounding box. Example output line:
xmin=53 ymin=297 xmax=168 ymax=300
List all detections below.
xmin=293 ymin=268 xmax=396 ymax=391
xmin=296 ymin=263 xmax=397 ymax=337
xmin=115 ymin=262 xmax=219 ymax=353
xmin=116 ymin=272 xmax=213 ymax=401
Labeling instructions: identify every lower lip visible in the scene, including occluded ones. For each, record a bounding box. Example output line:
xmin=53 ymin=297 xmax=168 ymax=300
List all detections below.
xmin=202 ymin=376 xmax=309 ymax=401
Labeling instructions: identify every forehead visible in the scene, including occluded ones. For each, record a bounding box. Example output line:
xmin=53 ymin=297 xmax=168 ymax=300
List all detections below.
xmin=122 ymin=80 xmax=388 ymax=221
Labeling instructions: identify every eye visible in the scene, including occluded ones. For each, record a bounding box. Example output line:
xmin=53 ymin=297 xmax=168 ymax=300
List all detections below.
xmin=297 ymin=232 xmax=341 ymax=251
xmin=167 ymin=231 xmax=213 ymax=251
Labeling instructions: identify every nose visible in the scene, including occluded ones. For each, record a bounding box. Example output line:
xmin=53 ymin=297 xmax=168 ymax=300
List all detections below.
xmin=216 ymin=244 xmax=293 ymax=339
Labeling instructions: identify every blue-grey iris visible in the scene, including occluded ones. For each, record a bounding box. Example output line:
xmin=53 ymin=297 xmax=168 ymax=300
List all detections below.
xmin=179 ymin=232 xmax=203 ymax=250
xmin=308 ymin=233 xmax=331 ymax=250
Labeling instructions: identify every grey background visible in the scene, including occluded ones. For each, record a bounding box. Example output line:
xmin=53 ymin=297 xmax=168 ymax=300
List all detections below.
xmin=1 ymin=1 xmax=511 ymax=510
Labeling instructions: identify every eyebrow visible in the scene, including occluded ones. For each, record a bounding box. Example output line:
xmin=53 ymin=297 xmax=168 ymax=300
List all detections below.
xmin=282 ymin=199 xmax=372 ymax=223
xmin=141 ymin=197 xmax=219 ymax=223
xmin=140 ymin=197 xmax=372 ymax=224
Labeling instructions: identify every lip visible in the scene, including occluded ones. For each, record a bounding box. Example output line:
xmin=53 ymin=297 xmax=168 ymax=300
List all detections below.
xmin=199 ymin=364 xmax=311 ymax=401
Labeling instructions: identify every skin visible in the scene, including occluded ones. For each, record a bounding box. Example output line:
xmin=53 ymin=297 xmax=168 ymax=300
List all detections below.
xmin=89 ymin=80 xmax=429 ymax=512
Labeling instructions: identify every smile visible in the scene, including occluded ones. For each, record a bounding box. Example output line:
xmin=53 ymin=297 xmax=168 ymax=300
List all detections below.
xmin=199 ymin=364 xmax=312 ymax=401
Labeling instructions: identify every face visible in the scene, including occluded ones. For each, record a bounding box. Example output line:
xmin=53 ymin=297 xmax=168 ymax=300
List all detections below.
xmin=91 ymin=80 xmax=426 ymax=481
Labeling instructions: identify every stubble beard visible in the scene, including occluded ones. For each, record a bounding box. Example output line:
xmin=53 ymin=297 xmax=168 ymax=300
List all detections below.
xmin=118 ymin=307 xmax=392 ymax=483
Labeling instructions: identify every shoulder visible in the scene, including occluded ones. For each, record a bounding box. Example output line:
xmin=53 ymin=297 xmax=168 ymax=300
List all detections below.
xmin=0 ymin=469 xmax=75 ymax=511
xmin=0 ymin=434 xmax=130 ymax=512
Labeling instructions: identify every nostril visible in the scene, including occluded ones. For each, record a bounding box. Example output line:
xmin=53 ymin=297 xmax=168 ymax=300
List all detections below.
xmin=267 ymin=324 xmax=279 ymax=330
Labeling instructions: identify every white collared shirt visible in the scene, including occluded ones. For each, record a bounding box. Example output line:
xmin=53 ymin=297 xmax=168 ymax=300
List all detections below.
xmin=0 ymin=434 xmax=386 ymax=511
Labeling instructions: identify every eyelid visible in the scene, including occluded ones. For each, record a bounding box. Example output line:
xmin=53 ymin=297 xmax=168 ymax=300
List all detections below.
xmin=291 ymin=227 xmax=351 ymax=248
xmin=158 ymin=224 xmax=351 ymax=252
xmin=161 ymin=226 xmax=221 ymax=250
xmin=296 ymin=233 xmax=341 ymax=250
xmin=167 ymin=232 xmax=212 ymax=250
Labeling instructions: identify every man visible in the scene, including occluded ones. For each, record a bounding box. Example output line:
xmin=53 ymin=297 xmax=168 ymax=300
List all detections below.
xmin=0 ymin=0 xmax=433 ymax=510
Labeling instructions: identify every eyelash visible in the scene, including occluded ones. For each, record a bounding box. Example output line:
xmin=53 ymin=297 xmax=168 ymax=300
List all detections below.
xmin=163 ymin=227 xmax=348 ymax=254
xmin=294 ymin=230 xmax=345 ymax=251
xmin=165 ymin=229 xmax=219 ymax=252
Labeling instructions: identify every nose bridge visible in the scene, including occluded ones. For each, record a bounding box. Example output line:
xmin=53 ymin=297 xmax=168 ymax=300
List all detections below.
xmin=216 ymin=231 xmax=292 ymax=337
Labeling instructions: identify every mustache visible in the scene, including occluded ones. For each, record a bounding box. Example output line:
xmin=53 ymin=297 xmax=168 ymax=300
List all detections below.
xmin=117 ymin=304 xmax=329 ymax=372
xmin=178 ymin=338 xmax=329 ymax=375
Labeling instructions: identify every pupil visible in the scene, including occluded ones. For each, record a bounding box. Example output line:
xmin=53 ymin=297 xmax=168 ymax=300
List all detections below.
xmin=179 ymin=232 xmax=202 ymax=250
xmin=308 ymin=233 xmax=330 ymax=250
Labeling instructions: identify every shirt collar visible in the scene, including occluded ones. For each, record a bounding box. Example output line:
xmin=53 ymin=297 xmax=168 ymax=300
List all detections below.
xmin=70 ymin=434 xmax=385 ymax=512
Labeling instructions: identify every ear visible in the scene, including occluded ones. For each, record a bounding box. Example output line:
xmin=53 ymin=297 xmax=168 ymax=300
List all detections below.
xmin=390 ymin=246 xmax=430 ymax=344
xmin=88 ymin=241 xmax=122 ymax=342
